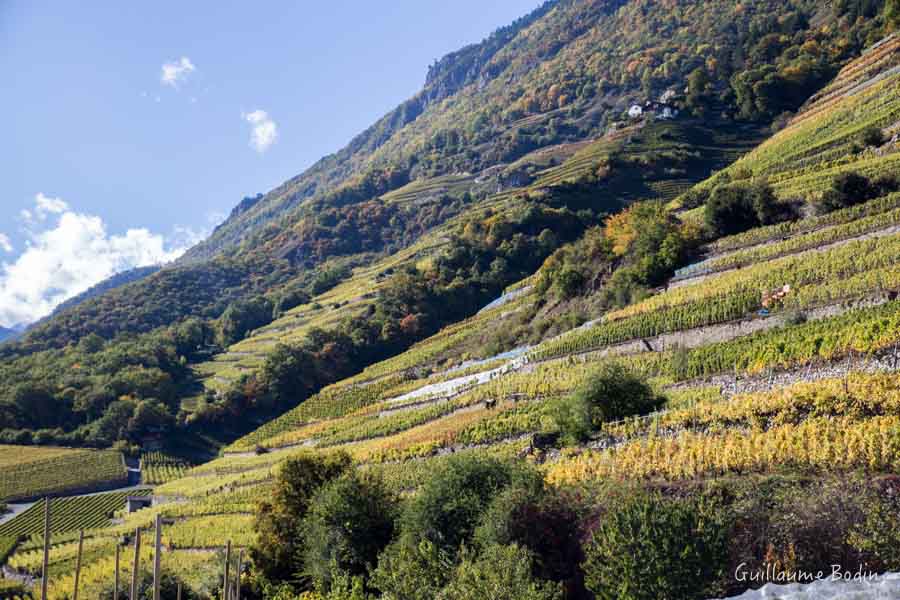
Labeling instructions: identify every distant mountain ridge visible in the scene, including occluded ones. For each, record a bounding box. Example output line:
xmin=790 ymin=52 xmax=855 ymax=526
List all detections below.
xmin=0 ymin=323 xmax=27 ymax=344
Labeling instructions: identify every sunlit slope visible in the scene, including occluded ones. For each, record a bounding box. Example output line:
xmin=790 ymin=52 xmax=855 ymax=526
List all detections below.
xmin=10 ymin=38 xmax=900 ymax=598
xmin=697 ymin=34 xmax=900 ymax=194
xmin=190 ymin=118 xmax=753 ymax=401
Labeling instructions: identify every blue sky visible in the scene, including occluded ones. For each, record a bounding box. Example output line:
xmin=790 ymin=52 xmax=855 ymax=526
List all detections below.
xmin=0 ymin=0 xmax=541 ymax=327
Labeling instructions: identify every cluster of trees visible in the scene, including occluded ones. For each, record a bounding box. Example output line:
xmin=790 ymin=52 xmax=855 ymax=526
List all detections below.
xmin=0 ymin=319 xmax=215 ymax=448
xmin=15 ymin=255 xmax=299 ymax=351
xmin=468 ymin=198 xmax=703 ymax=355
xmin=276 ymin=194 xmax=474 ymax=268
xmin=246 ymin=451 xmax=900 ymax=600
xmin=536 ymin=200 xmax=700 ymax=307
xmin=695 ymin=170 xmax=899 ymax=239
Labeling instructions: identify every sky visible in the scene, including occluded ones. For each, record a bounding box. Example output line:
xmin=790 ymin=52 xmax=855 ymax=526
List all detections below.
xmin=0 ymin=0 xmax=541 ymax=328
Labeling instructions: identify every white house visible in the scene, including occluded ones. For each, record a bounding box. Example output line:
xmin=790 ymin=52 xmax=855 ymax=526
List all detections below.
xmin=628 ymin=104 xmax=643 ymax=118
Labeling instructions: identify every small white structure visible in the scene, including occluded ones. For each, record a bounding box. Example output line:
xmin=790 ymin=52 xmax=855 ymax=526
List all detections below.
xmin=628 ymin=104 xmax=644 ymax=118
xmin=660 ymin=89 xmax=677 ymax=104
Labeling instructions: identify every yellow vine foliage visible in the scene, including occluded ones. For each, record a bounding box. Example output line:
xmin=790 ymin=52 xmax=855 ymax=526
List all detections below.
xmin=547 ymin=416 xmax=900 ymax=485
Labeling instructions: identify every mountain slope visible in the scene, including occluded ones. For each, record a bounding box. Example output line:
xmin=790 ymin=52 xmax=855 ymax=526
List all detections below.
xmin=16 ymin=0 xmax=882 ymax=355
xmin=8 ymin=27 xmax=900 ymax=599
xmin=0 ymin=0 xmax=892 ymax=454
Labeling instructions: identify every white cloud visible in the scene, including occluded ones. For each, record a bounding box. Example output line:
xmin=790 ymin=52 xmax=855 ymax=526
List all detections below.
xmin=0 ymin=195 xmax=200 ymax=327
xmin=243 ymin=109 xmax=278 ymax=153
xmin=35 ymin=192 xmax=68 ymax=217
xmin=0 ymin=234 xmax=11 ymax=253
xmin=160 ymin=56 xmax=196 ymax=87
xmin=19 ymin=193 xmax=69 ymax=226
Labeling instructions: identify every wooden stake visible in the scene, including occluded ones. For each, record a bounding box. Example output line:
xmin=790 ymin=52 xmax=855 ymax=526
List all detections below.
xmin=235 ymin=549 xmax=243 ymax=600
xmin=223 ymin=540 xmax=232 ymax=600
xmin=177 ymin=583 xmax=182 ymax=600
xmin=40 ymin=498 xmax=51 ymax=600
xmin=114 ymin=543 xmax=120 ymax=600
xmin=72 ymin=529 xmax=84 ymax=600
xmin=153 ymin=514 xmax=162 ymax=600
xmin=130 ymin=528 xmax=142 ymax=600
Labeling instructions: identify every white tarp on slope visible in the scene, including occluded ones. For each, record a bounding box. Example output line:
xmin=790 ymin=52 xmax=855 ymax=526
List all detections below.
xmin=716 ymin=572 xmax=900 ymax=599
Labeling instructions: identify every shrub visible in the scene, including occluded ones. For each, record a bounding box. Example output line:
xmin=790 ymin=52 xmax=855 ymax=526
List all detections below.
xmin=475 ymin=484 xmax=583 ymax=586
xmin=704 ymin=181 xmax=785 ymax=236
xmin=554 ymin=267 xmax=585 ymax=299
xmin=678 ymin=187 xmax=709 ymax=210
xmin=273 ymin=288 xmax=311 ymax=317
xmin=813 ymin=171 xmax=893 ymax=214
xmin=860 ymin=125 xmax=885 ymax=147
xmin=218 ymin=296 xmax=274 ymax=345
xmin=582 ymin=494 xmax=730 ymax=600
xmin=302 ymin=472 xmax=398 ymax=590
xmin=440 ymin=544 xmax=562 ymax=600
xmin=370 ymin=539 xmax=453 ymax=600
xmin=398 ymin=455 xmax=530 ymax=556
xmin=850 ymin=477 xmax=900 ymax=570
xmin=705 ymin=184 xmax=759 ymax=236
xmin=553 ymin=362 xmax=664 ymax=443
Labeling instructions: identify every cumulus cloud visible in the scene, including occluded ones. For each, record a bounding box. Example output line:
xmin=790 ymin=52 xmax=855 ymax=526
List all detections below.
xmin=34 ymin=192 xmax=68 ymax=219
xmin=0 ymin=194 xmax=200 ymax=327
xmin=161 ymin=56 xmax=196 ymax=87
xmin=243 ymin=109 xmax=278 ymax=153
xmin=0 ymin=234 xmax=11 ymax=253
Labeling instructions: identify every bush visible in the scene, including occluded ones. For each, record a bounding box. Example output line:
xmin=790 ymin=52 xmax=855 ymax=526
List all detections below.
xmin=813 ymin=171 xmax=897 ymax=214
xmin=582 ymin=494 xmax=730 ymax=600
xmin=371 ymin=539 xmax=453 ymax=600
xmin=860 ymin=125 xmax=885 ymax=147
xmin=440 ymin=544 xmax=562 ymax=600
xmin=273 ymin=288 xmax=311 ymax=317
xmin=850 ymin=476 xmax=900 ymax=570
xmin=704 ymin=181 xmax=785 ymax=237
xmin=302 ymin=472 xmax=398 ymax=590
xmin=553 ymin=362 xmax=664 ymax=443
xmin=475 ymin=484 xmax=583 ymax=586
xmin=398 ymin=455 xmax=530 ymax=556
xmin=218 ymin=296 xmax=274 ymax=345
xmin=678 ymin=187 xmax=709 ymax=210
xmin=554 ymin=267 xmax=585 ymax=299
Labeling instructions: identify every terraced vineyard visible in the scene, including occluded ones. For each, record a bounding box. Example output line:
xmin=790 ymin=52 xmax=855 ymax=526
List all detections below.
xmin=0 ymin=490 xmax=152 ymax=538
xmin=140 ymin=452 xmax=190 ymax=485
xmin=0 ymin=447 xmax=125 ymax=503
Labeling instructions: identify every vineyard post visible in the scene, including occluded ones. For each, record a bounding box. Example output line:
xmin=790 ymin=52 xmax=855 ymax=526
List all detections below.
xmin=235 ymin=549 xmax=243 ymax=600
xmin=223 ymin=540 xmax=232 ymax=600
xmin=114 ymin=543 xmax=120 ymax=600
xmin=72 ymin=529 xmax=84 ymax=600
xmin=40 ymin=497 xmax=50 ymax=600
xmin=153 ymin=514 xmax=162 ymax=600
xmin=177 ymin=583 xmax=182 ymax=600
xmin=131 ymin=528 xmax=142 ymax=600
